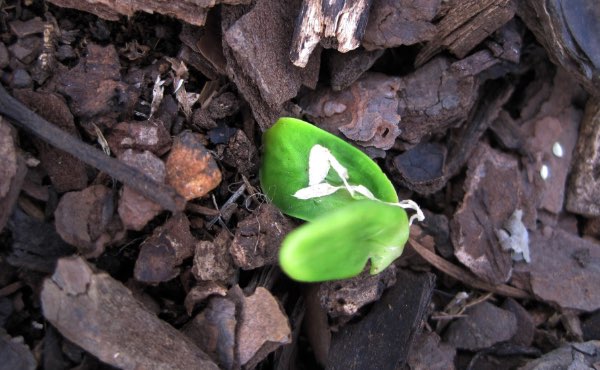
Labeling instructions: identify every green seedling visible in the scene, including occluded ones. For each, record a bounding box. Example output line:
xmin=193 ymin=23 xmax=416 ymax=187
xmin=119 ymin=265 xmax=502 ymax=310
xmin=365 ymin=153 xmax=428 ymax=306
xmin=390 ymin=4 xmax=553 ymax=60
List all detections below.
xmin=260 ymin=117 xmax=424 ymax=282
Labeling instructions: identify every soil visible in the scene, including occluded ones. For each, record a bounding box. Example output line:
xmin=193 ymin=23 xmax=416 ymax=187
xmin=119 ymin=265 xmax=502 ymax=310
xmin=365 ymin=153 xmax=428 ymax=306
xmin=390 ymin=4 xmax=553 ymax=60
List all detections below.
xmin=1 ymin=1 xmax=600 ymax=370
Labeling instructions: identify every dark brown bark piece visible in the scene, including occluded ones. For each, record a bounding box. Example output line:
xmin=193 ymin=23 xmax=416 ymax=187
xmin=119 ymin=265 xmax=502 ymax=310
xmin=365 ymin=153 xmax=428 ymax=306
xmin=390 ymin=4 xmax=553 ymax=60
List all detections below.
xmin=290 ymin=0 xmax=372 ymax=67
xmin=301 ymin=72 xmax=401 ymax=150
xmin=514 ymin=229 xmax=600 ymax=312
xmin=46 ymin=0 xmax=250 ymax=27
xmin=416 ymin=0 xmax=516 ymax=66
xmin=328 ymin=48 xmax=384 ymax=91
xmin=118 ymin=150 xmax=166 ymax=231
xmin=235 ymin=287 xmax=291 ymax=369
xmin=9 ymin=17 xmax=45 ymax=38
xmin=303 ymin=285 xmax=331 ymax=366
xmin=230 ymin=203 xmax=294 ymax=270
xmin=8 ymin=36 xmax=42 ymax=65
xmin=566 ymin=99 xmax=600 ymax=216
xmin=0 ymin=328 xmax=37 ymax=370
xmin=390 ymin=141 xmax=447 ymax=195
xmin=396 ymin=55 xmax=483 ymax=144
xmin=179 ymin=22 xmax=227 ymax=78
xmin=166 ymin=132 xmax=222 ymax=201
xmin=451 ymin=143 xmax=535 ymax=285
xmin=107 ymin=119 xmax=172 ymax=157
xmin=327 ymin=269 xmax=435 ymax=370
xmin=13 ymin=89 xmax=87 ymax=193
xmin=7 ymin=208 xmax=75 ymax=273
xmin=183 ymin=297 xmax=237 ymax=370
xmin=319 ymin=265 xmax=396 ymax=319
xmin=362 ymin=0 xmax=439 ymax=50
xmin=224 ymin=0 xmax=320 ymax=130
xmin=407 ymin=332 xmax=456 ymax=370
xmin=134 ymin=214 xmax=195 ymax=284
xmin=193 ymin=230 xmax=236 ymax=282
xmin=208 ymin=92 xmax=241 ymax=120
xmin=444 ymin=301 xmax=517 ymax=350
xmin=582 ymin=311 xmax=600 ymax=341
xmin=518 ymin=0 xmax=600 ymax=96
xmin=502 ymin=298 xmax=535 ymax=347
xmin=41 ymin=256 xmax=219 ymax=370
xmin=54 ymin=185 xmax=117 ymax=257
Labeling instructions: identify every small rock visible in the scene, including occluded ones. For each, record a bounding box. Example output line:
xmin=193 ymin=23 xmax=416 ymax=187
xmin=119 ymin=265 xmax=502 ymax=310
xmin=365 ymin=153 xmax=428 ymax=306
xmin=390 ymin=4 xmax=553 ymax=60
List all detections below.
xmin=54 ymin=185 xmax=116 ymax=257
xmin=391 ymin=141 xmax=447 ymax=194
xmin=166 ymin=132 xmax=221 ymax=200
xmin=56 ymin=45 xmax=76 ymax=61
xmin=134 ymin=214 xmax=196 ymax=284
xmin=407 ymin=332 xmax=456 ymax=370
xmin=192 ymin=230 xmax=235 ymax=282
xmin=582 ymin=310 xmax=600 ymax=341
xmin=192 ymin=109 xmax=218 ymax=131
xmin=319 ymin=266 xmax=396 ymax=319
xmin=230 ymin=203 xmax=294 ymax=270
xmin=107 ymin=119 xmax=172 ymax=156
xmin=118 ymin=150 xmax=165 ymax=231
xmin=235 ymin=287 xmax=291 ymax=369
xmin=8 ymin=36 xmax=42 ymax=64
xmin=444 ymin=301 xmax=517 ymax=350
xmin=184 ymin=281 xmax=228 ymax=316
xmin=183 ymin=297 xmax=236 ymax=370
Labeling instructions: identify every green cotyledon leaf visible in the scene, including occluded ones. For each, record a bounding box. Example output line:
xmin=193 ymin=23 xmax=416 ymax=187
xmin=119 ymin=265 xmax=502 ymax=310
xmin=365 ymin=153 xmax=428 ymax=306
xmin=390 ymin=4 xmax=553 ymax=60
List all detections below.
xmin=279 ymin=200 xmax=410 ymax=282
xmin=260 ymin=117 xmax=398 ymax=221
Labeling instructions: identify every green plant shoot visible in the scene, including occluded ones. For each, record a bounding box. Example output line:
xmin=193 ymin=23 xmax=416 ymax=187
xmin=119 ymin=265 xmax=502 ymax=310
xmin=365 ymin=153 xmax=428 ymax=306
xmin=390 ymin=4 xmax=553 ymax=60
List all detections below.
xmin=260 ymin=117 xmax=398 ymax=221
xmin=260 ymin=117 xmax=424 ymax=282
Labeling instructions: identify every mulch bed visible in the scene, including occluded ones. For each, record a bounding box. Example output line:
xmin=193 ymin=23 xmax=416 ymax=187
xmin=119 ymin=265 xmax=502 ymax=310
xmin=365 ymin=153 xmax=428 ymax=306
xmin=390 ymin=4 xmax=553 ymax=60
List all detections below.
xmin=1 ymin=0 xmax=600 ymax=369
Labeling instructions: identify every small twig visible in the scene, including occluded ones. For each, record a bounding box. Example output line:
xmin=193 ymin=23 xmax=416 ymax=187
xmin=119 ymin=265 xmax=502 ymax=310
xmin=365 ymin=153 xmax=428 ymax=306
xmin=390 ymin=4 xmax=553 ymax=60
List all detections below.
xmin=0 ymin=84 xmax=186 ymax=212
xmin=408 ymin=238 xmax=531 ymax=299
xmin=207 ymin=183 xmax=246 ymax=228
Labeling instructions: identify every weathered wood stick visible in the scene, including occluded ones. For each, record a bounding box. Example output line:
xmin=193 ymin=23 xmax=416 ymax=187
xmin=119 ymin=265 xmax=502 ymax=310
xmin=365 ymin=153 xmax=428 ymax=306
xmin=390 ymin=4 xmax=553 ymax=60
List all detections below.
xmin=0 ymin=84 xmax=186 ymax=212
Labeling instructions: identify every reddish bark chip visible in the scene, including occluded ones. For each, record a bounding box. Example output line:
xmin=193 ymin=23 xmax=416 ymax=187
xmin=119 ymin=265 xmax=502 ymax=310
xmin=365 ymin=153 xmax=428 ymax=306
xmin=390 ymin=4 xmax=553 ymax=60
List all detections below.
xmin=301 ymin=72 xmax=402 ymax=150
xmin=107 ymin=119 xmax=172 ymax=157
xmin=230 ymin=203 xmax=294 ymax=270
xmin=452 ymin=143 xmax=535 ymax=284
xmin=134 ymin=214 xmax=196 ymax=284
xmin=444 ymin=301 xmax=517 ymax=350
xmin=514 ymin=229 xmax=600 ymax=312
xmin=54 ymin=185 xmax=117 ymax=257
xmin=166 ymin=132 xmax=221 ymax=201
xmin=184 ymin=281 xmax=228 ymax=316
xmin=235 ymin=287 xmax=291 ymax=369
xmin=362 ymin=0 xmax=440 ymax=50
xmin=118 ymin=150 xmax=166 ymax=231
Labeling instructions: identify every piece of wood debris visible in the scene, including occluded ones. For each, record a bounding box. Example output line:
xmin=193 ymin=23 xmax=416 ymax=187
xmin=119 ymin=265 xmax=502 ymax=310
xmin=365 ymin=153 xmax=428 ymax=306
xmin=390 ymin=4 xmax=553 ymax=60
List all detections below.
xmin=41 ymin=256 xmax=219 ymax=370
xmin=416 ymin=0 xmax=516 ymax=67
xmin=362 ymin=0 xmax=439 ymax=50
xmin=46 ymin=0 xmax=250 ymax=28
xmin=327 ymin=269 xmax=435 ymax=370
xmin=451 ymin=143 xmax=536 ymax=284
xmin=0 ymin=119 xmax=26 ymax=232
xmin=290 ymin=0 xmax=372 ymax=67
xmin=566 ymin=98 xmax=600 ymax=216
xmin=300 ymin=72 xmax=401 ymax=150
xmin=134 ymin=214 xmax=196 ymax=284
xmin=444 ymin=301 xmax=517 ymax=350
